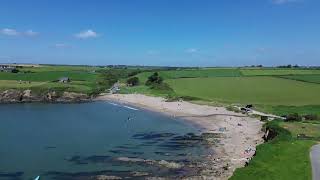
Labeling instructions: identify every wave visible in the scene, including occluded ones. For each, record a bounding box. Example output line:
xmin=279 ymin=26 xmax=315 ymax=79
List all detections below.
xmin=123 ymin=105 xmax=139 ymax=111
xmin=108 ymin=102 xmax=120 ymax=106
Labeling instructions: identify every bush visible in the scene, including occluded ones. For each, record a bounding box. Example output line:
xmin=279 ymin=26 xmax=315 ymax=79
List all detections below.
xmin=126 ymin=77 xmax=139 ymax=86
xmin=226 ymin=106 xmax=241 ymax=113
xmin=285 ymin=113 xmax=302 ymax=122
xmin=146 ymin=72 xmax=163 ymax=86
xmin=11 ymin=69 xmax=19 ymax=73
xmin=127 ymin=70 xmax=141 ymax=77
xmin=304 ymin=114 xmax=318 ymax=121
xmin=263 ymin=120 xmax=292 ymax=141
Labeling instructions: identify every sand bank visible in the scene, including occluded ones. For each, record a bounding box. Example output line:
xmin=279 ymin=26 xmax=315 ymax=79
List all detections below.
xmin=97 ymin=94 xmax=264 ymax=179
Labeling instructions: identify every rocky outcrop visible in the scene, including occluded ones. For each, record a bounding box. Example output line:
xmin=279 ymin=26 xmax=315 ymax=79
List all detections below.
xmin=0 ymin=89 xmax=91 ymax=103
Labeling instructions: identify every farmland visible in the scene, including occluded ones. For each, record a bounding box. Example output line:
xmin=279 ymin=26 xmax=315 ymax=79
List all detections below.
xmin=135 ymin=68 xmax=242 ymax=83
xmin=240 ymin=68 xmax=320 ymax=76
xmin=165 ymin=76 xmax=320 ymax=105
xmin=0 ymin=65 xmax=102 ymax=94
xmin=279 ymin=74 xmax=320 ymax=84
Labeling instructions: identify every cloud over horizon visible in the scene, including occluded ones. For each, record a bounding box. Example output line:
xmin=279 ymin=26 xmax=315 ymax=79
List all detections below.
xmin=0 ymin=28 xmax=39 ymax=37
xmin=0 ymin=28 xmax=19 ymax=36
xmin=74 ymin=29 xmax=98 ymax=39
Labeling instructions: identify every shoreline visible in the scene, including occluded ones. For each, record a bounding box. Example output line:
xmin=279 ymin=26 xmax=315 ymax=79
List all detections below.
xmin=96 ymin=94 xmax=265 ymax=179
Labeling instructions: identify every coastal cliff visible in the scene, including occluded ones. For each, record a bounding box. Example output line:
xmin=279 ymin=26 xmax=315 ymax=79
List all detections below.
xmin=0 ymin=89 xmax=91 ymax=103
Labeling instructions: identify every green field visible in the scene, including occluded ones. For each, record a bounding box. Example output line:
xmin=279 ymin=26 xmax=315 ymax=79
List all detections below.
xmin=0 ymin=65 xmax=101 ymax=94
xmin=0 ymin=71 xmax=98 ymax=82
xmin=136 ymin=68 xmax=242 ymax=83
xmin=240 ymin=69 xmax=320 ymax=76
xmin=280 ymin=74 xmax=320 ymax=84
xmin=231 ymin=121 xmax=315 ymax=180
xmin=280 ymin=122 xmax=320 ymax=138
xmin=166 ymin=77 xmax=320 ymax=105
xmin=256 ymin=105 xmax=320 ymax=117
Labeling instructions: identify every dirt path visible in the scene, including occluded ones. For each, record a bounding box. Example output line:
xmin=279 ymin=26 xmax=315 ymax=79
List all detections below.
xmin=311 ymin=144 xmax=320 ymax=180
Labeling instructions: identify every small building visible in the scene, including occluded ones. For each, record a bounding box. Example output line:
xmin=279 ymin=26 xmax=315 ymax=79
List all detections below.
xmin=0 ymin=65 xmax=15 ymax=72
xmin=59 ymin=77 xmax=70 ymax=83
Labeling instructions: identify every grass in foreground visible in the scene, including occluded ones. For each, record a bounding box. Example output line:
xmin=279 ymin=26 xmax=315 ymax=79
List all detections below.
xmin=231 ymin=121 xmax=315 ymax=180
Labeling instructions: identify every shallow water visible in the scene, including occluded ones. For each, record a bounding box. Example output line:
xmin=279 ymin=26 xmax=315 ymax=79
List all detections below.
xmin=0 ymin=101 xmax=211 ymax=179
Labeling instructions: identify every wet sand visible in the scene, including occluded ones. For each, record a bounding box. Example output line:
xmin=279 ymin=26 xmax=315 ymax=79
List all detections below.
xmin=97 ymin=94 xmax=264 ymax=179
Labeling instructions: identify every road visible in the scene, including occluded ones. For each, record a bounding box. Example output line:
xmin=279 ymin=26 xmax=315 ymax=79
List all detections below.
xmin=311 ymin=144 xmax=320 ymax=180
xmin=249 ymin=109 xmax=285 ymax=120
xmin=233 ymin=106 xmax=285 ymax=120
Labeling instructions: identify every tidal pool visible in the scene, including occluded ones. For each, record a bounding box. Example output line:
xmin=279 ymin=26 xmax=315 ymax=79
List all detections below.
xmin=0 ymin=101 xmax=212 ymax=179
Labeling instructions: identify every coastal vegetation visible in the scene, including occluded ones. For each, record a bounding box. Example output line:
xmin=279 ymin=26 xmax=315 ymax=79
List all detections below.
xmin=230 ymin=121 xmax=316 ymax=180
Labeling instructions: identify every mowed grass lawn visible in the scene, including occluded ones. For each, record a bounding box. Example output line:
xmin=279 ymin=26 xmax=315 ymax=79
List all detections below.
xmin=166 ymin=77 xmax=320 ymax=105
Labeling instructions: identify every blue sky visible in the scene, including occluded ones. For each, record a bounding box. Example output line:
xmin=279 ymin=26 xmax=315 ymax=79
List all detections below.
xmin=0 ymin=0 xmax=319 ymax=66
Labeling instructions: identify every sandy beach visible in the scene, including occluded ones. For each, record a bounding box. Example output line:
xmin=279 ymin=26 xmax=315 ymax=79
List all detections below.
xmin=97 ymin=94 xmax=264 ymax=179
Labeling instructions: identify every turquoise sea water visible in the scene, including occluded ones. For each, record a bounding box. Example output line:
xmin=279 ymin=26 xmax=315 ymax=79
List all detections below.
xmin=0 ymin=101 xmax=210 ymax=179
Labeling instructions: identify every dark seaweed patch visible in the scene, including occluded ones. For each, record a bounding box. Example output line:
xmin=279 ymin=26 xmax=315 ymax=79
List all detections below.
xmin=65 ymin=155 xmax=111 ymax=165
xmin=109 ymin=149 xmax=144 ymax=155
xmin=132 ymin=132 xmax=220 ymax=153
xmin=132 ymin=132 xmax=176 ymax=140
xmin=0 ymin=171 xmax=24 ymax=180
xmin=44 ymin=146 xmax=57 ymax=149
xmin=45 ymin=170 xmax=129 ymax=180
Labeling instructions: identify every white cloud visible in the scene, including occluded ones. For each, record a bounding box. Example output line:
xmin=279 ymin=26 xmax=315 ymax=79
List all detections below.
xmin=272 ymin=0 xmax=301 ymax=4
xmin=1 ymin=28 xmax=39 ymax=37
xmin=185 ymin=48 xmax=198 ymax=53
xmin=74 ymin=29 xmax=98 ymax=39
xmin=24 ymin=30 xmax=38 ymax=36
xmin=0 ymin=28 xmax=20 ymax=36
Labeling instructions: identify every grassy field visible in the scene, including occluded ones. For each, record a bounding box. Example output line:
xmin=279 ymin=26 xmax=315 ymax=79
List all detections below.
xmin=231 ymin=121 xmax=315 ymax=180
xmin=280 ymin=122 xmax=320 ymax=138
xmin=0 ymin=71 xmax=98 ymax=82
xmin=165 ymin=77 xmax=320 ymax=105
xmin=256 ymin=105 xmax=320 ymax=117
xmin=279 ymin=74 xmax=320 ymax=84
xmin=240 ymin=68 xmax=320 ymax=76
xmin=135 ymin=68 xmax=242 ymax=83
xmin=0 ymin=65 xmax=102 ymax=94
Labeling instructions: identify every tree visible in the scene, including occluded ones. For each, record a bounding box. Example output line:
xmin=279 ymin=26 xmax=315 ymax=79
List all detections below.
xmin=11 ymin=68 xmax=19 ymax=73
xmin=145 ymin=72 xmax=163 ymax=86
xmin=127 ymin=77 xmax=139 ymax=86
